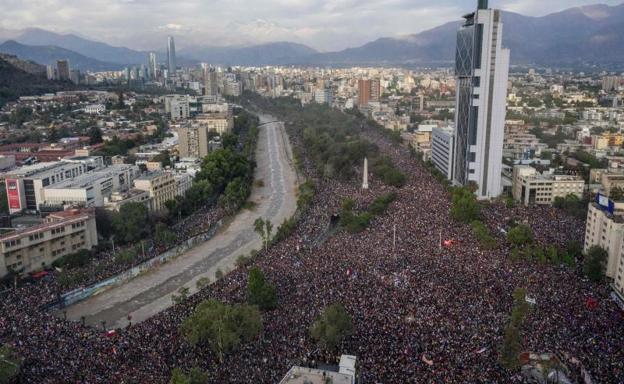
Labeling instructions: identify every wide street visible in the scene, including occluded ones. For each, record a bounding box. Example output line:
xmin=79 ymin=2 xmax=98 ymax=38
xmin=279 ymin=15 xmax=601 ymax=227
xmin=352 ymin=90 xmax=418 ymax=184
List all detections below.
xmin=63 ymin=115 xmax=298 ymax=328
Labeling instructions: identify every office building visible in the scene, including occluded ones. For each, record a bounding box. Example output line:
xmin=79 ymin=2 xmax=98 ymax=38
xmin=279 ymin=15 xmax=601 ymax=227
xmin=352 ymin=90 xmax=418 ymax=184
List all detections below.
xmin=164 ymin=95 xmax=190 ymax=120
xmin=584 ymin=202 xmax=624 ymax=300
xmin=41 ymin=165 xmax=140 ymax=209
xmin=148 ymin=52 xmax=158 ymax=80
xmin=134 ymin=172 xmax=179 ymax=212
xmin=512 ymin=165 xmax=585 ymax=206
xmin=452 ymin=0 xmax=510 ymax=199
xmin=57 ymin=60 xmax=70 ymax=81
xmin=4 ymin=162 xmax=88 ymax=214
xmin=431 ymin=127 xmax=456 ymax=180
xmin=166 ymin=36 xmax=177 ymax=77
xmin=204 ymin=69 xmax=219 ymax=97
xmin=0 ymin=209 xmax=98 ymax=277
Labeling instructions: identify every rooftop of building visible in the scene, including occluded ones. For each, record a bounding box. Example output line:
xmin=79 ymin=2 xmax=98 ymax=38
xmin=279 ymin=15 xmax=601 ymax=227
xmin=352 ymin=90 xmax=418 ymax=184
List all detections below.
xmin=0 ymin=209 xmax=93 ymax=241
xmin=46 ymin=165 xmax=135 ymax=189
xmin=278 ymin=367 xmax=353 ymax=384
xmin=135 ymin=171 xmax=167 ymax=181
xmin=3 ymin=162 xmax=73 ymax=178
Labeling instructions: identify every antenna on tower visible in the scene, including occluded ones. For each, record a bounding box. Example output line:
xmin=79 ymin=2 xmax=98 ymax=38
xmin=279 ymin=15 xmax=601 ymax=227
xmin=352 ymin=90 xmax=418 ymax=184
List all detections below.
xmin=478 ymin=0 xmax=488 ymax=9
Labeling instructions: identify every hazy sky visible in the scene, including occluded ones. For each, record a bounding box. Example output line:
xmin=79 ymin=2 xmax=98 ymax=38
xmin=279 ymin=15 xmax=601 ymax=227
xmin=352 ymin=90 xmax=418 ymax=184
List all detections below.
xmin=0 ymin=0 xmax=622 ymax=51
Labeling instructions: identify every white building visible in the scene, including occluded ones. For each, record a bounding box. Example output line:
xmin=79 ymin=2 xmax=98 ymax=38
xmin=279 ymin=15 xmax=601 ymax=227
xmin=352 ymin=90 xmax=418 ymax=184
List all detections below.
xmin=42 ymin=165 xmax=140 ymax=209
xmin=164 ymin=95 xmax=190 ymax=120
xmin=584 ymin=202 xmax=624 ymax=301
xmin=314 ymin=88 xmax=333 ymax=105
xmin=512 ymin=165 xmax=585 ymax=206
xmin=453 ymin=1 xmax=510 ymax=199
xmin=4 ymin=162 xmax=88 ymax=214
xmin=83 ymin=104 xmax=106 ymax=114
xmin=431 ymin=126 xmax=456 ymax=180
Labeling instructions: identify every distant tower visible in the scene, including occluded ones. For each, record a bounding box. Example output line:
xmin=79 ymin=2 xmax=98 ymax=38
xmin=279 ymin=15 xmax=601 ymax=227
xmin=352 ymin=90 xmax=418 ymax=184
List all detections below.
xmin=148 ymin=52 xmax=157 ymax=80
xmin=56 ymin=59 xmax=70 ymax=81
xmin=167 ymin=36 xmax=177 ymax=77
xmin=362 ymin=157 xmax=369 ymax=190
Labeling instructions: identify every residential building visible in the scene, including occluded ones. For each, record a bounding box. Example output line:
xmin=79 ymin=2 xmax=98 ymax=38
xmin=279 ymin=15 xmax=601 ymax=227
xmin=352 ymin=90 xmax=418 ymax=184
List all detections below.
xmin=503 ymin=132 xmax=547 ymax=160
xmin=584 ymin=202 xmax=624 ymax=300
xmin=0 ymin=209 xmax=98 ymax=277
xmin=453 ymin=0 xmax=510 ymax=199
xmin=358 ymin=79 xmax=380 ymax=106
xmin=204 ymin=69 xmax=219 ymax=97
xmin=512 ymin=165 xmax=585 ymax=206
xmin=431 ymin=126 xmax=456 ymax=179
xmin=314 ymin=88 xmax=333 ymax=105
xmin=194 ymin=114 xmax=234 ymax=135
xmin=56 ymin=60 xmax=70 ymax=81
xmin=602 ymin=76 xmax=622 ymax=92
xmin=133 ymin=172 xmax=178 ymax=212
xmin=164 ymin=95 xmax=190 ymax=120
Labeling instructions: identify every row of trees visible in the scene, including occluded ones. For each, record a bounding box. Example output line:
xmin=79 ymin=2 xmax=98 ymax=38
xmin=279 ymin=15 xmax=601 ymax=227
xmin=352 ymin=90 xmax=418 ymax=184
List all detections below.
xmin=339 ymin=193 xmax=397 ymax=233
xmin=241 ymin=92 xmax=406 ymax=187
xmin=500 ymin=288 xmax=531 ymax=370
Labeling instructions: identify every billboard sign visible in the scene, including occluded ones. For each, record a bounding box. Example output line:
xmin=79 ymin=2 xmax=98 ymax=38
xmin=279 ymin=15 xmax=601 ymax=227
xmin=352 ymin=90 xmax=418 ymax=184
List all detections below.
xmin=6 ymin=179 xmax=21 ymax=210
xmin=596 ymin=193 xmax=615 ymax=215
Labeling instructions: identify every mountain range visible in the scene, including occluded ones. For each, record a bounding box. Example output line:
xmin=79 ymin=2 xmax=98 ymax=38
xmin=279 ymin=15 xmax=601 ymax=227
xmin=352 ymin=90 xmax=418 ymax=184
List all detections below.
xmin=0 ymin=3 xmax=623 ymax=70
xmin=0 ymin=55 xmax=76 ymax=108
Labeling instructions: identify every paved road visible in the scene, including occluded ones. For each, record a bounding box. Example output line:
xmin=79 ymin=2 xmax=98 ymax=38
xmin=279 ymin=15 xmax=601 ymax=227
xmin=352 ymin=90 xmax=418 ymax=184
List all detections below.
xmin=63 ymin=115 xmax=298 ymax=329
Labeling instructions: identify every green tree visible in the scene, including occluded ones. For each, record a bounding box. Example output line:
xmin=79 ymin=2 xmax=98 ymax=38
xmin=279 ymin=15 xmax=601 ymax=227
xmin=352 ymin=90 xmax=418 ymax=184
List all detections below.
xmin=112 ymin=203 xmax=150 ymax=243
xmin=253 ymin=218 xmax=273 ymax=251
xmin=451 ymin=187 xmax=480 ymax=223
xmin=170 ymin=367 xmax=209 ymax=384
xmin=584 ymin=245 xmax=608 ymax=282
xmin=310 ymin=303 xmax=353 ymax=350
xmin=180 ymin=300 xmax=262 ymax=362
xmin=247 ymin=267 xmax=277 ymax=310
xmin=507 ymin=225 xmax=533 ymax=248
xmin=610 ymin=187 xmax=624 ymax=201
xmin=155 ymin=222 xmax=177 ymax=248
xmin=500 ymin=288 xmax=530 ymax=370
xmin=0 ymin=344 xmax=21 ymax=384
xmin=88 ymin=126 xmax=103 ymax=144
xmin=0 ymin=184 xmax=9 ymax=215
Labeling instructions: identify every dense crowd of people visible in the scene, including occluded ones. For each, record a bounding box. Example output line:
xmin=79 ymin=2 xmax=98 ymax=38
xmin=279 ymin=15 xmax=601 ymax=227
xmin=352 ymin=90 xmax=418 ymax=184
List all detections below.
xmin=51 ymin=205 xmax=227 ymax=293
xmin=1 ymin=119 xmax=623 ymax=383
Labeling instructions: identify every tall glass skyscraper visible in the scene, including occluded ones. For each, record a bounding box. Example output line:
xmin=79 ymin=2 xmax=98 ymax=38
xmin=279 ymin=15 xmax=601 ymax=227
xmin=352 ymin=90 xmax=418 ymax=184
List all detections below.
xmin=148 ymin=52 xmax=157 ymax=80
xmin=167 ymin=36 xmax=177 ymax=77
xmin=452 ymin=0 xmax=510 ymax=199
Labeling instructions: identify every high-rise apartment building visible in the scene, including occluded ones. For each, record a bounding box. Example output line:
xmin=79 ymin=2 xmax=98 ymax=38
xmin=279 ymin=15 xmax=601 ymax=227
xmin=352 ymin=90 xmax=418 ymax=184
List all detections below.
xmin=148 ymin=52 xmax=158 ymax=80
xmin=167 ymin=36 xmax=177 ymax=77
xmin=452 ymin=0 xmax=510 ymax=199
xmin=204 ymin=68 xmax=219 ymax=97
xmin=358 ymin=79 xmax=380 ymax=106
xmin=56 ymin=60 xmax=70 ymax=81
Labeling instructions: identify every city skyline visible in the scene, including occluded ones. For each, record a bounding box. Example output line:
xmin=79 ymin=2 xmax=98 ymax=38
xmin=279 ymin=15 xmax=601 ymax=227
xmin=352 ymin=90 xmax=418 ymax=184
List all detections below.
xmin=0 ymin=0 xmax=622 ymax=52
